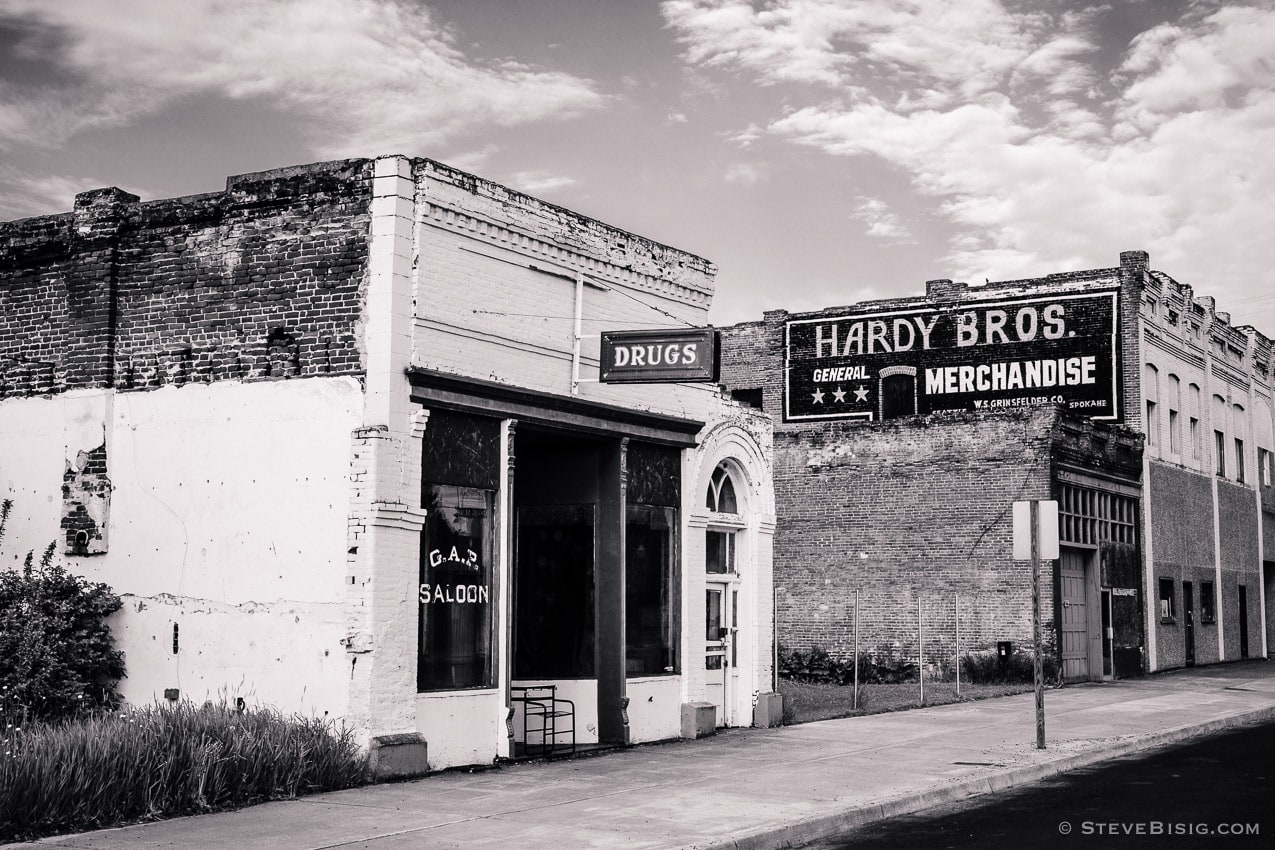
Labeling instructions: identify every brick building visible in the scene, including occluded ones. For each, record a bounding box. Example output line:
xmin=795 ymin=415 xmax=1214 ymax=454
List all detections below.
xmin=0 ymin=156 xmax=777 ymax=773
xmin=721 ymin=251 xmax=1273 ymax=680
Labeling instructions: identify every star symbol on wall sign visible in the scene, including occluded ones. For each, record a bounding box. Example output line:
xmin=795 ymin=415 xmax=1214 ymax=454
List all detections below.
xmin=853 ymin=385 xmax=869 ymax=402
xmin=832 ymin=387 xmax=847 ymax=403
xmin=811 ymin=388 xmax=825 ymax=404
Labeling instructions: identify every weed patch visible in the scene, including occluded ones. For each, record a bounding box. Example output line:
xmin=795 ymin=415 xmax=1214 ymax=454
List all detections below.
xmin=0 ymin=701 xmax=368 ymax=842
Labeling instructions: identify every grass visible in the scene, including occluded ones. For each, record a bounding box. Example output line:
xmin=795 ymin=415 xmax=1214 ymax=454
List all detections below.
xmin=779 ymin=678 xmax=1036 ymax=724
xmin=0 ymin=701 xmax=368 ymax=843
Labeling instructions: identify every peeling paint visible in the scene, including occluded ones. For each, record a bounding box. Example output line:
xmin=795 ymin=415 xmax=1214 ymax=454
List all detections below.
xmin=61 ymin=441 xmax=110 ymax=555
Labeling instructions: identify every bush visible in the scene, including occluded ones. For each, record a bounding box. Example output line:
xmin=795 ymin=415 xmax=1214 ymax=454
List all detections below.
xmin=0 ymin=499 xmax=125 ymax=722
xmin=0 ymin=701 xmax=369 ymax=842
xmin=778 ymin=645 xmax=919 ymax=685
xmin=961 ymin=649 xmax=1060 ymax=685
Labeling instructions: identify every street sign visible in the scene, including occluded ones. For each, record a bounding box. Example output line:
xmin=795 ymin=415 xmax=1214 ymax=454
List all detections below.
xmin=599 ymin=328 xmax=719 ymax=384
xmin=1011 ymin=498 xmax=1058 ymax=750
xmin=1013 ymin=500 xmax=1059 ymax=560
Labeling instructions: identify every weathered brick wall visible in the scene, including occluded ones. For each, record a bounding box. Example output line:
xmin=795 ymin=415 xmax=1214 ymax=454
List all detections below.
xmin=772 ymin=406 xmax=1057 ymax=669
xmin=0 ymin=160 xmax=373 ymax=396
xmin=1218 ymin=479 xmax=1262 ymax=659
xmin=1148 ymin=462 xmax=1216 ymax=667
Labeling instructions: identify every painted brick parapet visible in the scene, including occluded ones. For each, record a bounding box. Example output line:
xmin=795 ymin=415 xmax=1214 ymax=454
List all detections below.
xmin=720 ymin=259 xmax=1133 ymax=431
xmin=412 ymin=158 xmax=715 ymax=306
xmin=0 ymin=159 xmax=374 ymax=398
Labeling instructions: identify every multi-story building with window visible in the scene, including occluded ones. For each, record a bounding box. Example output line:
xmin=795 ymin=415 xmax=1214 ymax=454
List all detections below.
xmin=720 ymin=250 xmax=1271 ymax=679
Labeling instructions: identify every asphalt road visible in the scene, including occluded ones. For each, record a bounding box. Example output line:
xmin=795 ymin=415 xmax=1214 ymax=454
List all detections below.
xmin=803 ymin=717 xmax=1275 ymax=849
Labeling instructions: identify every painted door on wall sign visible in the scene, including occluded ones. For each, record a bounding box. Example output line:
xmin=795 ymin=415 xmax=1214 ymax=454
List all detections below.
xmin=705 ymin=582 xmax=738 ymax=726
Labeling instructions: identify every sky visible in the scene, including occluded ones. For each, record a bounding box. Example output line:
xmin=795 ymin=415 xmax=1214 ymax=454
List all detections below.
xmin=1 ymin=0 xmax=1274 ymax=335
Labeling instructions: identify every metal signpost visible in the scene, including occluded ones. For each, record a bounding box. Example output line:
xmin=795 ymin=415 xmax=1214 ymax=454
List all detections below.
xmin=1013 ymin=499 xmax=1059 ymax=749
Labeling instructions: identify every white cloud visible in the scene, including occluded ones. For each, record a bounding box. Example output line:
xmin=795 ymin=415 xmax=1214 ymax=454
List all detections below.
xmin=509 ymin=170 xmax=578 ymax=194
xmin=723 ymin=162 xmax=766 ymax=185
xmin=0 ymin=0 xmax=604 ymax=156
xmin=1116 ymin=4 xmax=1275 ymax=133
xmin=850 ymin=196 xmax=914 ymax=244
xmin=669 ymin=0 xmax=1275 ymax=312
xmin=662 ymin=0 xmax=1070 ymax=102
xmin=0 ymin=171 xmax=111 ymax=218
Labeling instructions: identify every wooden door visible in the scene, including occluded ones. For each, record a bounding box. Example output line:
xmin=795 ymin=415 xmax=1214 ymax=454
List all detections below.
xmin=1060 ymin=550 xmax=1089 ymax=681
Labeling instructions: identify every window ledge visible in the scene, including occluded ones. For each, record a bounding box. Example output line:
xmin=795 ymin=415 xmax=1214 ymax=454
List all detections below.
xmin=1160 ymin=617 xmax=1176 ymax=625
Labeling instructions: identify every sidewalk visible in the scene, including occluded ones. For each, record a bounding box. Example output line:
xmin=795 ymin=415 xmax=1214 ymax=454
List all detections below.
xmin=24 ymin=660 xmax=1275 ymax=850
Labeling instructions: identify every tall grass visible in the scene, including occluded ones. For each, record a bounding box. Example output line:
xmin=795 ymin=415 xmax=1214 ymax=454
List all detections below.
xmin=0 ymin=701 xmax=368 ymax=842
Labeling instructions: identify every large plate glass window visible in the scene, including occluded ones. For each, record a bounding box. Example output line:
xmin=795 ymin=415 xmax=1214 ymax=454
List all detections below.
xmin=625 ymin=442 xmax=682 ymax=677
xmin=418 ymin=410 xmax=500 ymax=692
xmin=419 ymin=485 xmax=495 ymax=690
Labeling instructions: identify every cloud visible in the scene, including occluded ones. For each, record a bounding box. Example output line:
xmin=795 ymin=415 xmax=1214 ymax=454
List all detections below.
xmin=1115 ymin=4 xmax=1275 ymax=133
xmin=0 ymin=170 xmax=120 ymax=219
xmin=0 ymin=0 xmax=604 ymax=156
xmin=662 ymin=0 xmax=1067 ymax=102
xmin=508 ymin=170 xmax=578 ymax=194
xmin=850 ymin=197 xmax=914 ymax=244
xmin=723 ymin=162 xmax=766 ymax=185
xmin=668 ymin=0 xmax=1275 ymax=308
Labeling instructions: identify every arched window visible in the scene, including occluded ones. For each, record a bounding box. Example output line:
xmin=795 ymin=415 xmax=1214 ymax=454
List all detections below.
xmin=705 ymin=462 xmax=741 ymax=576
xmin=706 ymin=463 xmax=738 ymax=514
xmin=1143 ymin=363 xmax=1160 ymax=449
xmin=879 ymin=365 xmax=917 ymax=420
xmin=1167 ymin=374 xmax=1181 ymax=454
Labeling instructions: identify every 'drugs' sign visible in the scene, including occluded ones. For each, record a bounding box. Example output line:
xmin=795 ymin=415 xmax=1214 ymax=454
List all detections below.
xmin=600 ymin=328 xmax=719 ymax=383
xmin=785 ymin=290 xmax=1121 ymax=422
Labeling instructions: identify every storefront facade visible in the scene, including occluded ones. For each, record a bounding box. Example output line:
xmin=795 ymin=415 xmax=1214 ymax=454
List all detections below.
xmin=721 ymin=250 xmax=1271 ymax=678
xmin=0 ymin=156 xmax=775 ymax=773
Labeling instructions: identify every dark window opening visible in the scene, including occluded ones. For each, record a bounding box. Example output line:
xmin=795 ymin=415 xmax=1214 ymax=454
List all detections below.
xmin=1200 ymin=581 xmax=1216 ymax=623
xmin=881 ymin=372 xmax=916 ymax=419
xmin=626 ymin=505 xmax=679 ymax=676
xmin=1158 ymin=578 xmax=1176 ymax=622
xmin=514 ymin=505 xmax=596 ymax=678
xmin=706 ymin=529 xmax=736 ymax=574
xmin=1215 ymin=430 xmax=1227 ymax=477
xmin=1235 ymin=438 xmax=1245 ymax=483
xmin=418 ymin=484 xmax=495 ymax=691
xmin=730 ymin=388 xmax=763 ymax=410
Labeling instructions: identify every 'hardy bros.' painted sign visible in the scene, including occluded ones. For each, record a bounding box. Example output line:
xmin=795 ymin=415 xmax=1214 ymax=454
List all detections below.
xmin=600 ymin=328 xmax=719 ymax=383
xmin=785 ymin=290 xmax=1120 ymax=422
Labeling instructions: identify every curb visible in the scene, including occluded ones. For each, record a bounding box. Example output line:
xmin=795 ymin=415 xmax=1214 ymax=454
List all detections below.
xmin=703 ymin=704 xmax=1275 ymax=850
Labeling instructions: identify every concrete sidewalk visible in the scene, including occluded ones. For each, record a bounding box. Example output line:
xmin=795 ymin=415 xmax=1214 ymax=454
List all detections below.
xmin=24 ymin=660 xmax=1275 ymax=850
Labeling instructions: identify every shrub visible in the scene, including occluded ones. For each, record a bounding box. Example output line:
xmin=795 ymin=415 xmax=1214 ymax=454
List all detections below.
xmin=0 ymin=499 xmax=125 ymax=722
xmin=778 ymin=645 xmax=919 ymax=685
xmin=0 ymin=701 xmax=369 ymax=842
xmin=961 ymin=649 xmax=1060 ymax=685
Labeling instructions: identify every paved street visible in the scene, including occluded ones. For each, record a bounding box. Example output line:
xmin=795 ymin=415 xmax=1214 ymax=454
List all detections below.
xmin=804 ymin=716 xmax=1275 ymax=849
